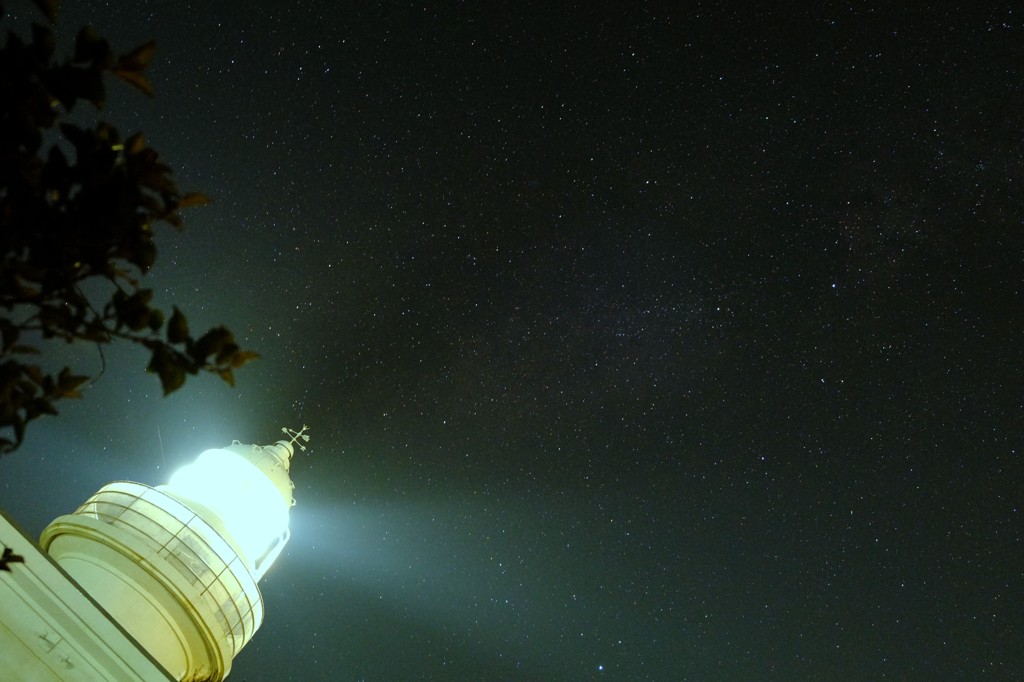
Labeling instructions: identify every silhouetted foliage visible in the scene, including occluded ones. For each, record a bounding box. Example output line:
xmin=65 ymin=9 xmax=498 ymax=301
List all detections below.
xmin=0 ymin=2 xmax=257 ymax=453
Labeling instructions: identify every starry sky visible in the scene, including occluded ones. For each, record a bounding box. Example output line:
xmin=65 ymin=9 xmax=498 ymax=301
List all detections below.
xmin=2 ymin=2 xmax=1023 ymax=680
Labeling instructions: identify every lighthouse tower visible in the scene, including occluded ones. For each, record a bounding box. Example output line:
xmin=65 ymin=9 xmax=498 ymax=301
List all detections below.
xmin=35 ymin=426 xmax=309 ymax=681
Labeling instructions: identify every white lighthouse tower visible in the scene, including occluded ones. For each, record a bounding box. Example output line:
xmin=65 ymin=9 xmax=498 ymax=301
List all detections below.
xmin=0 ymin=426 xmax=308 ymax=681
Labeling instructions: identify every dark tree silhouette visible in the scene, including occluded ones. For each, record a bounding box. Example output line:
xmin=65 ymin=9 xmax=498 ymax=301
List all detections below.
xmin=0 ymin=1 xmax=257 ymax=453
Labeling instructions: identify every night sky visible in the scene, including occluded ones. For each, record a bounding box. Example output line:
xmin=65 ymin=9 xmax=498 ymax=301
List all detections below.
xmin=2 ymin=2 xmax=1023 ymax=680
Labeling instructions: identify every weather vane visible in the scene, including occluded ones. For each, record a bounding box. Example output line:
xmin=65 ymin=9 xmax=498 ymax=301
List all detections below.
xmin=282 ymin=425 xmax=310 ymax=452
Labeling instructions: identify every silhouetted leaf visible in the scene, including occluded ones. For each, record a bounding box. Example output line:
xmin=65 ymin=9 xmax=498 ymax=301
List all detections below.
xmin=167 ymin=307 xmax=189 ymax=344
xmin=215 ymin=342 xmax=240 ymax=364
xmin=177 ymin=192 xmax=210 ymax=209
xmin=117 ymin=41 xmax=156 ymax=70
xmin=113 ymin=289 xmax=155 ymax=331
xmin=30 ymin=23 xmax=55 ymax=61
xmin=13 ymin=416 xmax=26 ymax=447
xmin=47 ymin=64 xmax=106 ymax=109
xmin=113 ymin=68 xmax=154 ymax=97
xmin=23 ymin=365 xmax=44 ymax=387
xmin=134 ymin=241 xmax=157 ymax=272
xmin=0 ymin=320 xmax=18 ymax=352
xmin=80 ymin=322 xmax=109 ymax=342
xmin=113 ymin=43 xmax=158 ymax=98
xmin=30 ymin=0 xmax=60 ymax=23
xmin=59 ymin=123 xmax=90 ymax=154
xmin=26 ymin=397 xmax=58 ymax=419
xmin=147 ymin=346 xmax=185 ymax=395
xmin=73 ymin=26 xmax=112 ymax=68
xmin=56 ymin=367 xmax=88 ymax=398
xmin=191 ymin=327 xmax=232 ymax=363
xmin=125 ymin=132 xmax=146 ymax=155
xmin=229 ymin=350 xmax=261 ymax=369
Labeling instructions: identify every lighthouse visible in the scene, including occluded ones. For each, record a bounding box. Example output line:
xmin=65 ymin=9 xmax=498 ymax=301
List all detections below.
xmin=0 ymin=426 xmax=308 ymax=681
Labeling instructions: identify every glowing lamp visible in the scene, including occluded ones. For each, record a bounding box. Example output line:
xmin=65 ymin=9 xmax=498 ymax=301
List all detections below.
xmin=161 ymin=441 xmax=293 ymax=579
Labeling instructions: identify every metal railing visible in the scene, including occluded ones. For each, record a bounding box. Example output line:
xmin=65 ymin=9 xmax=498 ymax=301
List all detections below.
xmin=74 ymin=481 xmax=264 ymax=657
